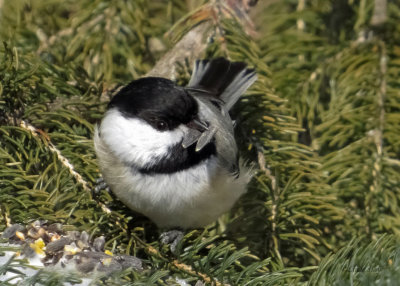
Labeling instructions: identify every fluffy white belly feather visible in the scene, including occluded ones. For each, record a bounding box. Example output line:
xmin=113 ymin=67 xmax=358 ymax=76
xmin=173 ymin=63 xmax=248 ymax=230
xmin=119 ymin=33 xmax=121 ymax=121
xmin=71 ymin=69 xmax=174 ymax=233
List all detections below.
xmin=94 ymin=128 xmax=250 ymax=228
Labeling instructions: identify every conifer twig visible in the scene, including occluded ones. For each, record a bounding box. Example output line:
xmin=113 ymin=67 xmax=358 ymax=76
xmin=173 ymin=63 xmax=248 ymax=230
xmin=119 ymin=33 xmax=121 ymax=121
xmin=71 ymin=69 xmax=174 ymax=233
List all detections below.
xmin=146 ymin=0 xmax=257 ymax=79
xmin=146 ymin=24 xmax=209 ymax=79
xmin=0 ymin=205 xmax=12 ymax=227
xmin=296 ymin=0 xmax=306 ymax=31
xmin=296 ymin=0 xmax=306 ymax=63
xmin=366 ymin=41 xmax=387 ymax=238
xmin=129 ymin=232 xmax=230 ymax=285
xmin=256 ymin=145 xmax=282 ymax=262
xmin=172 ymin=260 xmax=230 ymax=286
xmin=371 ymin=0 xmax=387 ymax=26
xmin=19 ymin=120 xmax=112 ymax=216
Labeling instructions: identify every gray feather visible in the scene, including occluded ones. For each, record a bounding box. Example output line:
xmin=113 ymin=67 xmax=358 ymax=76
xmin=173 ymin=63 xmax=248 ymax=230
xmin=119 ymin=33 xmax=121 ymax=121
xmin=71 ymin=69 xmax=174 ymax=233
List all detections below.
xmin=188 ymin=58 xmax=257 ymax=110
xmin=185 ymin=58 xmax=257 ymax=174
xmin=220 ymin=70 xmax=257 ymax=110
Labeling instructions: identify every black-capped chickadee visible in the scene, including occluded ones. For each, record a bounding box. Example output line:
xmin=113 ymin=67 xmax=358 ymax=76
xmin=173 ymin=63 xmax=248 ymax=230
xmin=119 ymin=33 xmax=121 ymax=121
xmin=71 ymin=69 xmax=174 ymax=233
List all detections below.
xmin=94 ymin=58 xmax=257 ymax=229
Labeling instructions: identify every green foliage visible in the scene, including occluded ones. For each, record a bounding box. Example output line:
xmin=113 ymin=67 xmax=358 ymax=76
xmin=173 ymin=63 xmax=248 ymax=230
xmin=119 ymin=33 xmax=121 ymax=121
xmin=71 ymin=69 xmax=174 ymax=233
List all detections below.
xmin=1 ymin=0 xmax=400 ymax=284
xmin=205 ymin=19 xmax=342 ymax=269
xmin=257 ymin=0 xmax=400 ymax=241
xmin=309 ymin=235 xmax=400 ymax=285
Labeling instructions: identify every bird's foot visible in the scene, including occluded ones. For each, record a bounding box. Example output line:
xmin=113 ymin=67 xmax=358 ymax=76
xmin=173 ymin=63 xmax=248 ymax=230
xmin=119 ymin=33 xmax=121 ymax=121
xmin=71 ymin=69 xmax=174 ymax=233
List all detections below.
xmin=92 ymin=177 xmax=110 ymax=197
xmin=160 ymin=229 xmax=184 ymax=253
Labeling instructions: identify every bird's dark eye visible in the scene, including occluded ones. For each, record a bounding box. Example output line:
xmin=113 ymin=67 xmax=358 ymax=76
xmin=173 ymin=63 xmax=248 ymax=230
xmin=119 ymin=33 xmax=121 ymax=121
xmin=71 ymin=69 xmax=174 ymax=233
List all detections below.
xmin=155 ymin=120 xmax=168 ymax=131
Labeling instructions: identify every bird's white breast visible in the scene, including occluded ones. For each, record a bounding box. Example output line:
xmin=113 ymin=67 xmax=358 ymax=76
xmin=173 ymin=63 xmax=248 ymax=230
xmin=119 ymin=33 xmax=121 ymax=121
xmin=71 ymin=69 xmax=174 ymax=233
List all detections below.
xmin=94 ymin=123 xmax=250 ymax=228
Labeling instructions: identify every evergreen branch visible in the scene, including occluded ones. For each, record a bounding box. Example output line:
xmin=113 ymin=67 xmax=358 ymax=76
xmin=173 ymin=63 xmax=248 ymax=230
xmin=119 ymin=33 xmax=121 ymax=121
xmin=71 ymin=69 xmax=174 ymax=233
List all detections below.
xmin=171 ymin=260 xmax=229 ymax=286
xmin=18 ymin=120 xmax=112 ymax=215
xmin=12 ymin=121 xmax=227 ymax=285
xmin=0 ymin=205 xmax=11 ymax=228
xmin=296 ymin=0 xmax=306 ymax=36
xmin=14 ymin=117 xmax=131 ymax=241
xmin=309 ymin=234 xmax=400 ymax=285
xmin=366 ymin=41 xmax=387 ymax=238
xmin=36 ymin=27 xmax=74 ymax=55
xmin=146 ymin=24 xmax=209 ymax=79
xmin=256 ymin=146 xmax=281 ymax=263
xmin=2 ymin=0 xmax=400 ymax=283
xmin=19 ymin=121 xmax=89 ymax=194
xmin=147 ymin=0 xmax=258 ymax=79
xmin=129 ymin=231 xmax=231 ymax=285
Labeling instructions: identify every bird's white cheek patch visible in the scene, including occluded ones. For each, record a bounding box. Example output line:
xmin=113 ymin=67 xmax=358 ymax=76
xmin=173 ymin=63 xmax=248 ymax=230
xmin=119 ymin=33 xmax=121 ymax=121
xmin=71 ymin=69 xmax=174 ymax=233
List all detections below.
xmin=99 ymin=109 xmax=184 ymax=167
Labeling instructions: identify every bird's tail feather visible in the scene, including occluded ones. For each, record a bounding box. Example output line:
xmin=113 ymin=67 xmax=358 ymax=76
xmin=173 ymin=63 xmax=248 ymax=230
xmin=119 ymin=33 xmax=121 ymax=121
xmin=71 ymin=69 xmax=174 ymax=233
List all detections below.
xmin=188 ymin=57 xmax=257 ymax=110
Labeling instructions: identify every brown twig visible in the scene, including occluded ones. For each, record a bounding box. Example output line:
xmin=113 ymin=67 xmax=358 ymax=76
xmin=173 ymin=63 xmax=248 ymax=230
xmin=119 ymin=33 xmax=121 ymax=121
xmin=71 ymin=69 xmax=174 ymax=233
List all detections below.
xmin=146 ymin=0 xmax=257 ymax=79
xmin=371 ymin=0 xmax=387 ymax=26
xmin=366 ymin=41 xmax=387 ymax=238
xmin=256 ymin=145 xmax=282 ymax=262
xmin=0 ymin=205 xmax=12 ymax=228
xmin=172 ymin=260 xmax=230 ymax=286
xmin=146 ymin=24 xmax=210 ymax=79
xmin=19 ymin=120 xmax=112 ymax=217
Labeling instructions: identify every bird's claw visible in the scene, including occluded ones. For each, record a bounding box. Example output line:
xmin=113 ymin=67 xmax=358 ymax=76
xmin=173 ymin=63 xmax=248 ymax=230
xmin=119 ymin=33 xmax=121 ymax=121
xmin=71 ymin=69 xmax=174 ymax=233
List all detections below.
xmin=93 ymin=177 xmax=110 ymax=196
xmin=160 ymin=230 xmax=184 ymax=253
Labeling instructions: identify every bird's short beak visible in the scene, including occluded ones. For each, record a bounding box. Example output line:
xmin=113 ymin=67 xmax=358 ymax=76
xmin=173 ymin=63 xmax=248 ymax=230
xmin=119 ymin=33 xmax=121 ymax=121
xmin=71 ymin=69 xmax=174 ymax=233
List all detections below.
xmin=181 ymin=118 xmax=208 ymax=149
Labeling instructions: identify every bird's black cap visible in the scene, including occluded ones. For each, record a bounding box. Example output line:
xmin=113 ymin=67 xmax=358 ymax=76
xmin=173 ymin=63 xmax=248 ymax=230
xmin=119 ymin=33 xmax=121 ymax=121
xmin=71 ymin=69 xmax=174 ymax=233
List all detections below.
xmin=109 ymin=77 xmax=198 ymax=131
